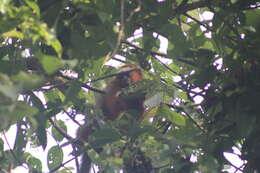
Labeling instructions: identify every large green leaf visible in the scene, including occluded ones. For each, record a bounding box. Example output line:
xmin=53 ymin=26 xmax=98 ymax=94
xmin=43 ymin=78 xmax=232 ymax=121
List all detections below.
xmin=25 ymin=153 xmax=42 ymax=172
xmin=47 ymin=145 xmax=64 ymax=171
xmin=89 ymin=127 xmax=121 ymax=148
xmin=39 ymin=55 xmax=63 ymax=74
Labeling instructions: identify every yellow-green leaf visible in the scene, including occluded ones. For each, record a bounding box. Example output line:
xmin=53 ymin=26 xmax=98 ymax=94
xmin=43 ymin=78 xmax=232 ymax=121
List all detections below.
xmin=2 ymin=30 xmax=24 ymax=39
xmin=40 ymin=55 xmax=63 ymax=74
xmin=169 ymin=112 xmax=186 ymax=126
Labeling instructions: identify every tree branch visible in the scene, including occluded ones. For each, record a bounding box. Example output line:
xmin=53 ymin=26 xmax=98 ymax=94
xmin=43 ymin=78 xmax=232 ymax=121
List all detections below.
xmin=58 ymin=72 xmax=106 ymax=94
xmin=150 ymin=53 xmax=179 ymax=75
xmin=63 ymin=109 xmax=82 ymax=127
xmin=81 ymin=82 xmax=106 ymax=94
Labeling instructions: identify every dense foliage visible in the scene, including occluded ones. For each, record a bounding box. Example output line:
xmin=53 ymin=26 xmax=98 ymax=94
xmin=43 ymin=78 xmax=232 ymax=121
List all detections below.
xmin=0 ymin=0 xmax=260 ymax=172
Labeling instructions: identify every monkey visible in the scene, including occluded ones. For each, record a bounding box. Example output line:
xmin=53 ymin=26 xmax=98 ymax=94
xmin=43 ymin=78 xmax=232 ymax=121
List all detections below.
xmin=101 ymin=64 xmax=145 ymax=120
xmin=78 ymin=64 xmax=145 ymax=173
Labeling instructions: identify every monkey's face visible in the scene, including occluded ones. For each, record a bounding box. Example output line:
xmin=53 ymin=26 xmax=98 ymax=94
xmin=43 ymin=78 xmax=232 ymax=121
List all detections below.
xmin=117 ymin=72 xmax=132 ymax=88
xmin=117 ymin=65 xmax=143 ymax=88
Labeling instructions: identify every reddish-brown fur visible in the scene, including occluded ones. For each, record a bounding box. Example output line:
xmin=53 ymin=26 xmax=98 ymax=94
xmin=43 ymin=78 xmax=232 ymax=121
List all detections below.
xmin=102 ymin=64 xmax=144 ymax=120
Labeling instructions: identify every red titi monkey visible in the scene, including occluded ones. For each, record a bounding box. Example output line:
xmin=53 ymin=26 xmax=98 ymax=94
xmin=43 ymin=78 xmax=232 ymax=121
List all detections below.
xmin=79 ymin=64 xmax=145 ymax=173
xmin=101 ymin=64 xmax=145 ymax=120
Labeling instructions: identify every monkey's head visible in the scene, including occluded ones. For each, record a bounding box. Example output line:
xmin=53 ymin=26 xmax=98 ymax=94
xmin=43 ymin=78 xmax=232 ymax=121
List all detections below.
xmin=116 ymin=64 xmax=143 ymax=88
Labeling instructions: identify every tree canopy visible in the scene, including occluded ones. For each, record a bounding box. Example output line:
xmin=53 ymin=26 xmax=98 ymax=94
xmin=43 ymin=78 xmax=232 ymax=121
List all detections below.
xmin=0 ymin=0 xmax=260 ymax=172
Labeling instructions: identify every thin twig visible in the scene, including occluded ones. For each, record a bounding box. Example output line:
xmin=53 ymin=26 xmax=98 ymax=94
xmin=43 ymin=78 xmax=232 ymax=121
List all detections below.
xmin=150 ymin=54 xmax=179 ymax=75
xmin=152 ymin=51 xmax=197 ymax=67
xmin=63 ymin=109 xmax=82 ymax=127
xmin=88 ymin=69 xmax=136 ymax=84
xmin=111 ymin=57 xmax=127 ymax=63
xmin=58 ymin=72 xmax=105 ymax=94
xmin=81 ymin=82 xmax=105 ymax=94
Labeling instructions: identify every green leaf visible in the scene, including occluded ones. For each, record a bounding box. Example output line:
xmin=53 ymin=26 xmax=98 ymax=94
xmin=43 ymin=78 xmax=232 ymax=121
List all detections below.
xmin=108 ymin=157 xmax=123 ymax=165
xmin=160 ymin=105 xmax=186 ymax=126
xmin=198 ymin=154 xmax=219 ymax=173
xmin=170 ymin=112 xmax=186 ymax=126
xmin=25 ymin=0 xmax=40 ymax=16
xmin=12 ymin=72 xmax=43 ymax=90
xmin=2 ymin=30 xmax=24 ymax=39
xmin=0 ymin=19 xmax=21 ymax=34
xmin=97 ymin=11 xmax=112 ymax=22
xmin=36 ymin=125 xmax=47 ymax=149
xmin=73 ymin=0 xmax=91 ymax=3
xmin=187 ymin=10 xmax=200 ymax=21
xmin=0 ymin=138 xmax=4 ymax=151
xmin=51 ymin=120 xmax=67 ymax=142
xmin=26 ymin=154 xmax=42 ymax=171
xmin=159 ymin=23 xmax=189 ymax=56
xmin=35 ymin=23 xmax=63 ymax=57
xmin=39 ymin=55 xmax=63 ymax=74
xmin=245 ymin=9 xmax=260 ymax=29
xmin=47 ymin=145 xmax=64 ymax=171
xmin=90 ymin=128 xmax=121 ymax=148
xmin=87 ymin=149 xmax=102 ymax=165
xmin=178 ymin=91 xmax=189 ymax=101
xmin=50 ymin=40 xmax=63 ymax=58
xmin=30 ymin=92 xmax=45 ymax=111
xmin=0 ymin=101 xmax=38 ymax=130
xmin=0 ymin=0 xmax=11 ymax=13
xmin=44 ymin=88 xmax=64 ymax=103
xmin=235 ymin=113 xmax=256 ymax=138
xmin=65 ymin=80 xmax=82 ymax=99
xmin=143 ymin=30 xmax=157 ymax=51
xmin=96 ymin=0 xmax=115 ymax=15
xmin=0 ymin=73 xmax=19 ymax=100
xmin=12 ymin=101 xmax=38 ymax=118
xmin=35 ymin=112 xmax=48 ymax=149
